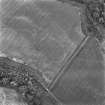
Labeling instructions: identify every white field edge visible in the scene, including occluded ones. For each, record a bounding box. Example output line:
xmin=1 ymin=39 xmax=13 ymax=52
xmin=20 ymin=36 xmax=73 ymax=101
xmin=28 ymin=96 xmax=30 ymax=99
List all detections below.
xmin=0 ymin=87 xmax=28 ymax=105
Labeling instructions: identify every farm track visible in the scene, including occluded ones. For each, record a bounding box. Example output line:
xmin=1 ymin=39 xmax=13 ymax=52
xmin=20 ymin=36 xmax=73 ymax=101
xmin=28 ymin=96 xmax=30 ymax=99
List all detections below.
xmin=48 ymin=36 xmax=90 ymax=89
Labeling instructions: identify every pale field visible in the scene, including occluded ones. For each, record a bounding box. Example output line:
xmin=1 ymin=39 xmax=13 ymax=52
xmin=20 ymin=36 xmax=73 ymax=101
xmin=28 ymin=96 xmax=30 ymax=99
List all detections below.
xmin=0 ymin=0 xmax=84 ymax=84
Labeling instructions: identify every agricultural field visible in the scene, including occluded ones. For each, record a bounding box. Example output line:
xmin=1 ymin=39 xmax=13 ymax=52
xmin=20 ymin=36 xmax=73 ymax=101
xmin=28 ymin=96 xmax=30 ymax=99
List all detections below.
xmin=0 ymin=0 xmax=105 ymax=105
